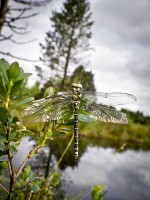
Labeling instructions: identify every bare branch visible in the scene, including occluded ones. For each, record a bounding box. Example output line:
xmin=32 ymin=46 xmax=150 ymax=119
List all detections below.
xmin=0 ymin=33 xmax=37 ymax=44
xmin=0 ymin=0 xmax=52 ymax=41
xmin=0 ymin=0 xmax=52 ymax=60
xmin=13 ymin=0 xmax=52 ymax=7
xmin=9 ymin=7 xmax=32 ymax=12
xmin=7 ymin=11 xmax=38 ymax=22
xmin=5 ymin=22 xmax=29 ymax=34
xmin=0 ymin=34 xmax=13 ymax=41
xmin=0 ymin=51 xmax=39 ymax=62
xmin=10 ymin=37 xmax=37 ymax=44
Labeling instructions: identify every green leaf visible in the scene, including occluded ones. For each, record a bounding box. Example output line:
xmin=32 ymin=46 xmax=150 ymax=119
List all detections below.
xmin=14 ymin=67 xmax=24 ymax=81
xmin=20 ymin=172 xmax=25 ymax=180
xmin=9 ymin=144 xmax=18 ymax=153
xmin=0 ymin=161 xmax=7 ymax=175
xmin=0 ymin=150 xmax=6 ymax=157
xmin=10 ymin=80 xmax=23 ymax=97
xmin=91 ymin=184 xmax=107 ymax=200
xmin=10 ymin=97 xmax=34 ymax=110
xmin=0 ymin=132 xmax=6 ymax=141
xmin=15 ymin=67 xmax=32 ymax=82
xmin=28 ymin=170 xmax=35 ymax=181
xmin=0 ymin=94 xmax=5 ymax=102
xmin=23 ymin=166 xmax=32 ymax=178
xmin=45 ymin=130 xmax=53 ymax=139
xmin=0 ymin=94 xmax=4 ymax=102
xmin=0 ymin=58 xmax=9 ymax=82
xmin=7 ymin=62 xmax=20 ymax=81
xmin=60 ymin=127 xmax=70 ymax=131
xmin=9 ymin=132 xmax=17 ymax=141
xmin=1 ymin=161 xmax=8 ymax=169
xmin=78 ymin=114 xmax=95 ymax=123
xmin=31 ymin=185 xmax=40 ymax=192
xmin=11 ymin=116 xmax=19 ymax=123
xmin=40 ymin=132 xmax=44 ymax=138
xmin=50 ymin=173 xmax=62 ymax=187
xmin=24 ymin=73 xmax=32 ymax=80
xmin=0 ymin=107 xmax=8 ymax=123
xmin=64 ymin=119 xmax=74 ymax=126
xmin=0 ymin=74 xmax=6 ymax=101
xmin=17 ymin=129 xmax=35 ymax=136
xmin=0 ymin=161 xmax=8 ymax=175
xmin=44 ymin=87 xmax=56 ymax=97
xmin=56 ymin=131 xmax=65 ymax=136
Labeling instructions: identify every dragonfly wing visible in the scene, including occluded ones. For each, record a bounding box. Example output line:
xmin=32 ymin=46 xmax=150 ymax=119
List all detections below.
xmin=83 ymin=92 xmax=136 ymax=106
xmin=22 ymin=95 xmax=72 ymax=125
xmin=24 ymin=97 xmax=52 ymax=115
xmin=85 ymin=103 xmax=128 ymax=124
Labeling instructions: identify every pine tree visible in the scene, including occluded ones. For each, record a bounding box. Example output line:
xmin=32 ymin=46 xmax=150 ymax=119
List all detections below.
xmin=40 ymin=0 xmax=93 ymax=89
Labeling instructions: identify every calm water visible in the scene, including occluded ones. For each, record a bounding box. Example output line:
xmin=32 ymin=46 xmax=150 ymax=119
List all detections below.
xmin=61 ymin=147 xmax=150 ymax=200
xmin=13 ymin=138 xmax=150 ymax=200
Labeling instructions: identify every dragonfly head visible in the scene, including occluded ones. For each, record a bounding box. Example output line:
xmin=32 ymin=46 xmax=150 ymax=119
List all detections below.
xmin=71 ymin=82 xmax=82 ymax=97
xmin=71 ymin=82 xmax=82 ymax=89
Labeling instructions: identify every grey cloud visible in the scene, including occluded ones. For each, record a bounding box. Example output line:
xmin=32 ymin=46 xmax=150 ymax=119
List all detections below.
xmin=127 ymin=49 xmax=150 ymax=84
xmin=91 ymin=0 xmax=150 ymax=46
xmin=126 ymin=48 xmax=150 ymax=114
xmin=90 ymin=0 xmax=150 ymax=114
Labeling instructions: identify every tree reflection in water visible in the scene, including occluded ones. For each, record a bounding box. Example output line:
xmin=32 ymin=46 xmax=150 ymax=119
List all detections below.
xmin=29 ymin=134 xmax=149 ymax=176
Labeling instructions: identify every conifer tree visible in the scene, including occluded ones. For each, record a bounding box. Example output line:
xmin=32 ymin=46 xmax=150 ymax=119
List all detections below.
xmin=40 ymin=0 xmax=93 ymax=89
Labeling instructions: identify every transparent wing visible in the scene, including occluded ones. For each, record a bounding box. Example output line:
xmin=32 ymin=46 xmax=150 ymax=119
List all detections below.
xmin=85 ymin=103 xmax=128 ymax=124
xmin=22 ymin=94 xmax=72 ymax=125
xmin=24 ymin=92 xmax=72 ymax=115
xmin=82 ymin=92 xmax=136 ymax=106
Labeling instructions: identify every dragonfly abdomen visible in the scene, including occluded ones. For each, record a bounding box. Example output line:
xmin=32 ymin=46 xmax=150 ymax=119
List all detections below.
xmin=73 ymin=101 xmax=80 ymax=161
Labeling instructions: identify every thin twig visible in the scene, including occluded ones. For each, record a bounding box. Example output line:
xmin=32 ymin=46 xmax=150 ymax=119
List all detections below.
xmin=13 ymin=0 xmax=52 ymax=7
xmin=10 ymin=38 xmax=37 ymax=44
xmin=0 ymin=183 xmax=9 ymax=195
xmin=0 ymin=51 xmax=39 ymax=62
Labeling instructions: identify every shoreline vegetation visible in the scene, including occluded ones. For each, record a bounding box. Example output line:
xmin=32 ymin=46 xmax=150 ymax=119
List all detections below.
xmin=78 ymin=108 xmax=150 ymax=150
xmin=79 ymin=120 xmax=150 ymax=150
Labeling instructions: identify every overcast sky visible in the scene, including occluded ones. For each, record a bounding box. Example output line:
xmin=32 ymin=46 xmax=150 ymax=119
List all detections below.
xmin=1 ymin=0 xmax=150 ymax=115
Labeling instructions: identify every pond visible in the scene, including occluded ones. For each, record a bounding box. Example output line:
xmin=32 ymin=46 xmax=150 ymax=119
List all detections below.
xmin=13 ymin=137 xmax=150 ymax=200
xmin=61 ymin=146 xmax=150 ymax=200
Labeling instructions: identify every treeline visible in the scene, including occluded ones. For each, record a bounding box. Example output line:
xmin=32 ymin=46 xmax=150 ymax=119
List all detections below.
xmin=122 ymin=109 xmax=150 ymax=126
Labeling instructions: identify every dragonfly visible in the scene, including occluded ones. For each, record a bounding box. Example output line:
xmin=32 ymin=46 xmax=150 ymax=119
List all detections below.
xmin=23 ymin=82 xmax=136 ymax=161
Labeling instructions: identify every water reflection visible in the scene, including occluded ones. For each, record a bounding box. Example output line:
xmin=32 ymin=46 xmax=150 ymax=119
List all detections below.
xmin=13 ymin=137 xmax=150 ymax=200
xmin=62 ymin=147 xmax=150 ymax=200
